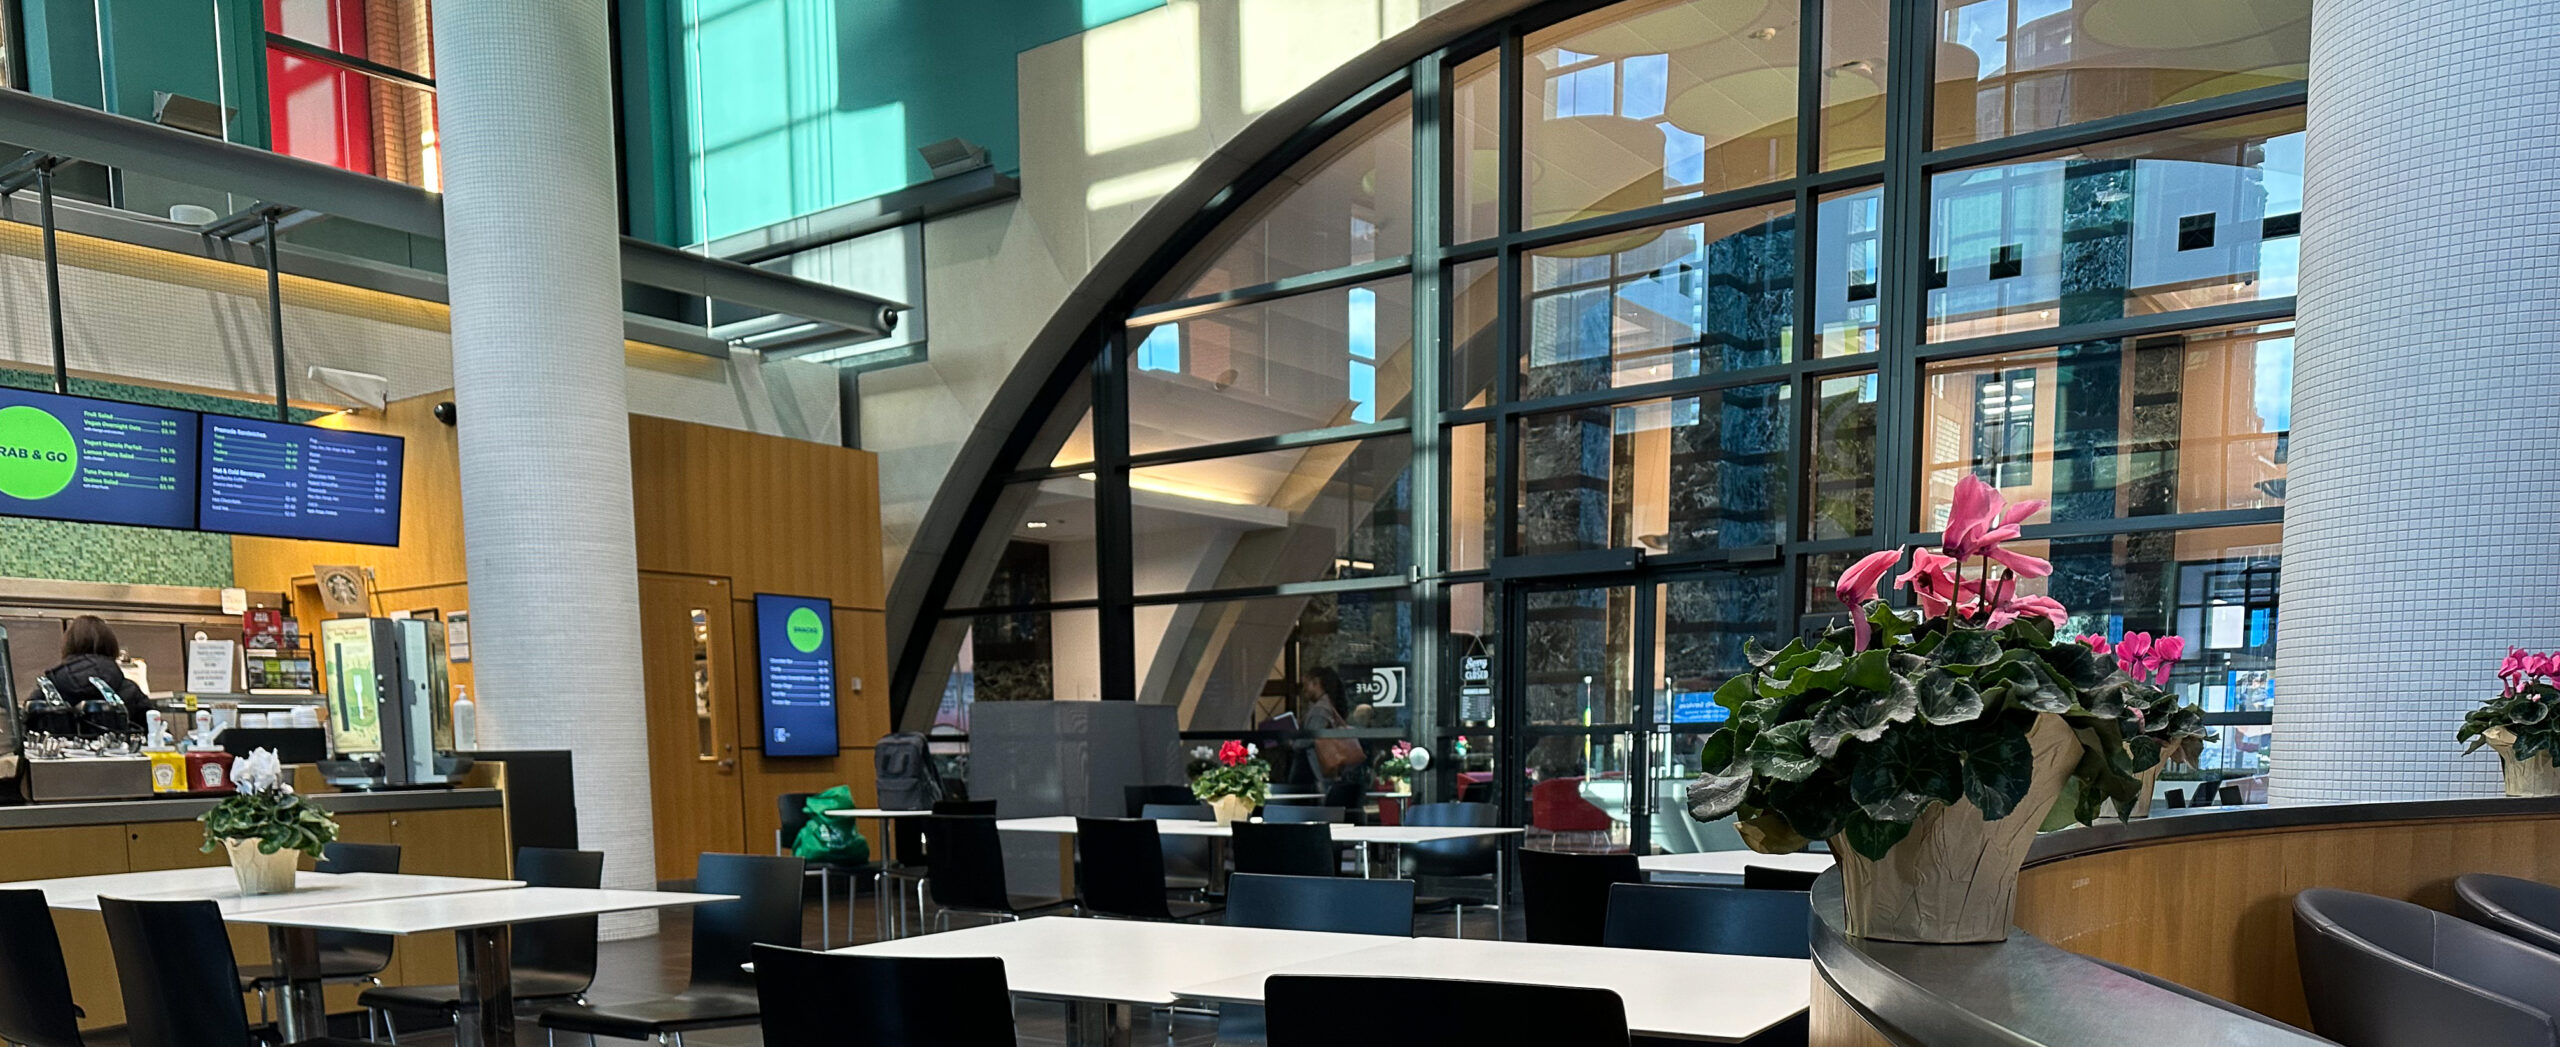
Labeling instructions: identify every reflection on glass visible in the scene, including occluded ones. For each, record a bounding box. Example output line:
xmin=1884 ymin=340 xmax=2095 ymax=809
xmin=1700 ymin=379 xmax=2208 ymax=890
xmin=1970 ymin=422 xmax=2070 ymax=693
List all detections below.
xmin=1822 ymin=0 xmax=1891 ymax=168
xmin=1130 ymin=435 xmax=1412 ymax=594
xmin=1523 ymin=0 xmax=1799 ymax=229
xmin=1927 ymin=112 xmax=2303 ymax=342
xmin=1523 ymin=204 xmax=1796 ymax=399
xmin=1450 ymin=259 xmax=1502 ymax=408
xmin=1453 ymin=52 xmax=1502 ymax=243
xmin=1920 ymin=320 xmax=2291 ymax=528
xmin=1656 ymin=571 xmax=1786 ymax=710
xmin=1146 ymin=100 xmax=1413 ymax=303
xmin=1933 ymin=0 xmax=2309 ymax=149
xmin=1448 ymin=423 xmax=1494 ymax=573
xmin=1810 ymin=373 xmax=1878 ymax=539
xmin=1134 ymin=589 xmax=1412 ymax=734
xmin=1448 ymin=582 xmax=1496 ymax=728
xmin=1800 ymin=552 xmax=1874 ymax=634
xmin=947 ymin=480 xmax=1100 ymax=609
xmin=926 ymin=611 xmax=1107 ymax=715
xmin=266 ymin=0 xmax=440 ymax=187
xmin=690 ymin=609 xmax=715 ymax=760
xmin=1017 ymin=381 xmax=1095 ymax=469
xmin=1522 ymin=584 xmax=1637 ymax=726
xmin=1515 ymin=386 xmax=1791 ymax=556
xmin=1128 ymin=280 xmax=1413 ymax=454
xmin=1529 ymin=732 xmax=1633 ymax=850
xmin=1814 ymin=187 xmax=1883 ymax=357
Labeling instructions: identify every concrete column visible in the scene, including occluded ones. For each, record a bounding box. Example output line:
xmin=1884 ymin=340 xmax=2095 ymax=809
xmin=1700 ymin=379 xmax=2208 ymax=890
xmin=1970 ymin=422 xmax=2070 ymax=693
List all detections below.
xmin=429 ymin=0 xmax=658 ymax=921
xmin=2272 ymin=1 xmax=2560 ymax=801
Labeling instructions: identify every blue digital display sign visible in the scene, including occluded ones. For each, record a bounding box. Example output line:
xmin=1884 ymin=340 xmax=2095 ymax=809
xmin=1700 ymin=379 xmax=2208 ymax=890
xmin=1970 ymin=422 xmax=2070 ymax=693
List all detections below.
xmin=756 ymin=593 xmax=839 ymax=756
xmin=198 ymin=416 xmax=404 ymax=545
xmin=0 ymin=387 xmax=196 ymax=530
xmin=1670 ymin=690 xmax=1731 ymax=725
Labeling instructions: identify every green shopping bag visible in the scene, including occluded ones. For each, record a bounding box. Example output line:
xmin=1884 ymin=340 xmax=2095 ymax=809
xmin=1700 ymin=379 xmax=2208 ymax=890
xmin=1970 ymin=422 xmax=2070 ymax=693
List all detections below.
xmin=792 ymin=785 xmax=872 ymax=865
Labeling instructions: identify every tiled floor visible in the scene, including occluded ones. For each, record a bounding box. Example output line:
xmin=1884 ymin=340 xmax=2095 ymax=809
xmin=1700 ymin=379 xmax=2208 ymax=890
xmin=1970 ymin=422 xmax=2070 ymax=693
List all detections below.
xmin=89 ymin=889 xmax=1519 ymax=1046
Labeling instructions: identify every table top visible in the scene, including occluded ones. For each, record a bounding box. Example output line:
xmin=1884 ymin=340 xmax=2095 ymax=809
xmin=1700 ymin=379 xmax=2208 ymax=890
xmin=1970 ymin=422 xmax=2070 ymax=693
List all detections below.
xmin=214 ymin=885 xmax=733 ymax=935
xmin=1174 ymin=935 xmax=1811 ymax=1043
xmin=998 ymin=815 xmax=1523 ymax=845
xmin=827 ymin=916 xmax=1377 ymax=1006
xmin=820 ymin=808 xmax=931 ymax=819
xmin=6 ymin=867 xmax=525 ymax=913
xmin=1636 ymin=850 xmax=1835 ymax=879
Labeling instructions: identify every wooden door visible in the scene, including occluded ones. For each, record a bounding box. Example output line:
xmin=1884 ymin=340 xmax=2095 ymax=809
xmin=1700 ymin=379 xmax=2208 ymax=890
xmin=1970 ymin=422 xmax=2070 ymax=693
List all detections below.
xmin=639 ymin=573 xmax=745 ymax=884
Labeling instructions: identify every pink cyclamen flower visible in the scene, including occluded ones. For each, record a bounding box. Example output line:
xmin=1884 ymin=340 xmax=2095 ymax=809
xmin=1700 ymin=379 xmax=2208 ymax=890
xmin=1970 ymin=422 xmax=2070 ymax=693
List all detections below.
xmin=1941 ymin=474 xmax=2048 ymax=561
xmin=1897 ymin=549 xmax=1961 ymax=619
xmin=2152 ymin=635 xmax=2186 ymax=665
xmin=2116 ymin=632 xmax=2154 ymax=662
xmin=2503 ymin=648 xmax=2530 ymax=687
xmin=2531 ymin=652 xmax=2560 ymax=680
xmin=1987 ymin=595 xmax=2068 ymax=631
xmin=1835 ymin=548 xmax=1905 ymax=651
xmin=2078 ymin=634 xmax=2113 ymax=656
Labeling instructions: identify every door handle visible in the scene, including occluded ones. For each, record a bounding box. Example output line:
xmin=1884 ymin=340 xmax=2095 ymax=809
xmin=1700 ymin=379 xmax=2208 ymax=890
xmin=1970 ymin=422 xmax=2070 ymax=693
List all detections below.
xmin=717 ymin=758 xmax=737 ymax=771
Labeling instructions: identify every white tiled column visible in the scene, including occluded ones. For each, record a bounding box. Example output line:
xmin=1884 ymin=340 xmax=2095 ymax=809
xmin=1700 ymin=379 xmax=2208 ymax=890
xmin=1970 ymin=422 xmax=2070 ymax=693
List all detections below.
xmin=430 ymin=0 xmax=658 ymax=928
xmin=2272 ymin=0 xmax=2560 ymax=802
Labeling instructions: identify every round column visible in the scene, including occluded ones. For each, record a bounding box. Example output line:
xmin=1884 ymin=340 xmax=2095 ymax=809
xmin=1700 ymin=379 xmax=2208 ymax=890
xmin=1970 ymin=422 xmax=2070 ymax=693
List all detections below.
xmin=429 ymin=0 xmax=658 ymax=921
xmin=2273 ymin=1 xmax=2560 ymax=801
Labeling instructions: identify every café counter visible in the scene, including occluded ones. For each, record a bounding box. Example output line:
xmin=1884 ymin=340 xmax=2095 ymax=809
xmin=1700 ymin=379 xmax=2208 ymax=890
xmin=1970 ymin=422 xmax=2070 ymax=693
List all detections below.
xmin=1 ymin=786 xmax=510 ymax=1031
xmin=1810 ymin=795 xmax=2560 ymax=1046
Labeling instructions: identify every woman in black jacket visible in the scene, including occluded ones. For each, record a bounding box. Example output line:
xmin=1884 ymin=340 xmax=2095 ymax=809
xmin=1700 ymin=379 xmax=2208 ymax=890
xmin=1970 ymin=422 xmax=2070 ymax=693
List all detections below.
xmin=40 ymin=615 xmax=155 ymax=734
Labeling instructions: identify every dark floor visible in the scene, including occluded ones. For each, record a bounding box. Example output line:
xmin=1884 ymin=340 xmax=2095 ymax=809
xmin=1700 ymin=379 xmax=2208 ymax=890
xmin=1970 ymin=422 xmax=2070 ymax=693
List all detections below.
xmin=90 ymin=888 xmax=1521 ymax=1046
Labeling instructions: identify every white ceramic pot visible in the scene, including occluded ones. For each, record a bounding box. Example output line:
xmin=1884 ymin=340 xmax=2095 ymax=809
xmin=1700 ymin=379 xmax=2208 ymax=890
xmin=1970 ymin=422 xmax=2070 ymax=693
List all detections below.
xmin=224 ymin=838 xmax=299 ymax=896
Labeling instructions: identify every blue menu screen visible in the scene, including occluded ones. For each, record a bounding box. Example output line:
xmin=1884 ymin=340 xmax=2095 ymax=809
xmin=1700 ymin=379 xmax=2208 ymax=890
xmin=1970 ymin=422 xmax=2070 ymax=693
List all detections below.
xmin=756 ymin=593 xmax=839 ymax=757
xmin=0 ymin=387 xmax=196 ymax=529
xmin=198 ymin=416 xmax=405 ymax=545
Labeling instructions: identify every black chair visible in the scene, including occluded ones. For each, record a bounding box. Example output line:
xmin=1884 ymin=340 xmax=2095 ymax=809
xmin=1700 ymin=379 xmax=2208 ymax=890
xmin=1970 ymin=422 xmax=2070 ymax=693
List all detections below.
xmin=1742 ymin=865 xmax=1824 ymax=892
xmin=1519 ymin=848 xmax=1642 ymax=947
xmin=2294 ymin=888 xmax=2560 ymax=1046
xmin=1232 ymin=821 xmax=1337 ymax=879
xmin=877 ymin=798 xmax=999 ymax=940
xmin=1259 ymin=805 xmax=1346 ymax=824
xmin=1226 ymin=873 xmax=1414 ymax=935
xmin=0 ymin=889 xmax=87 ymax=1047
xmin=99 ymin=896 xmax=376 ymax=1047
xmin=925 ymin=815 xmax=1073 ymax=930
xmin=2456 ymin=873 xmax=2560 ymax=955
xmin=245 ymin=842 xmax=401 ymax=1030
xmin=1266 ymin=975 xmax=1628 ymax=1047
xmin=1403 ymin=802 xmax=1506 ymax=938
xmin=1075 ymin=817 xmax=1221 ymax=921
xmin=776 ymin=791 xmax=871 ymax=948
xmin=361 ymin=846 xmax=606 ymax=1039
xmin=538 ymin=853 xmax=806 ymax=1045
xmin=1124 ymin=784 xmax=1197 ymax=818
xmin=751 ymin=944 xmax=1016 ymax=1047
xmin=1602 ymin=883 xmax=1810 ymax=958
xmin=1140 ymin=802 xmax=1217 ymax=898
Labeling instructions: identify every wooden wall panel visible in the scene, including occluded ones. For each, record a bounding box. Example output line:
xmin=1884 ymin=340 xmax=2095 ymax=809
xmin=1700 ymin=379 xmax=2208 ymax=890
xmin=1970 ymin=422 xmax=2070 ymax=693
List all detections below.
xmin=2014 ymin=813 xmax=2560 ymax=1030
xmin=1809 ymin=974 xmax=1898 ymax=1047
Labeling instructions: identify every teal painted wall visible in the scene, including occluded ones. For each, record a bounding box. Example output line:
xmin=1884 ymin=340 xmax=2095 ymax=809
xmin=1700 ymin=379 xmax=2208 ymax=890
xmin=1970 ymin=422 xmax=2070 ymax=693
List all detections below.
xmin=16 ymin=0 xmax=268 ymax=145
xmin=0 ymin=369 xmax=320 ymax=589
xmin=674 ymin=0 xmax=1165 ymax=242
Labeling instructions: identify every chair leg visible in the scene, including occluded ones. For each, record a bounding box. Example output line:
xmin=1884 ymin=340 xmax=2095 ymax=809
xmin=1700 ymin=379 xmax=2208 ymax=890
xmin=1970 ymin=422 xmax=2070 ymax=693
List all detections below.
xmin=819 ymin=867 xmax=832 ymax=948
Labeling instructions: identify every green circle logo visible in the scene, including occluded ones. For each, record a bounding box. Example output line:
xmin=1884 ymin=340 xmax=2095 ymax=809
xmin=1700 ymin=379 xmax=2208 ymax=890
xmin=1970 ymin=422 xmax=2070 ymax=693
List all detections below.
xmin=0 ymin=405 xmax=76 ymax=501
xmin=786 ymin=606 xmax=826 ymax=653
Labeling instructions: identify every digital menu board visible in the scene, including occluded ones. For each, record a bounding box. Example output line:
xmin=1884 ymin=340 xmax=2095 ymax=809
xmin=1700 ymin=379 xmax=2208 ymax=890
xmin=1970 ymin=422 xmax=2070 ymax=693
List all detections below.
xmin=199 ymin=416 xmax=405 ymax=545
xmin=755 ymin=593 xmax=838 ymax=757
xmin=0 ymin=387 xmax=196 ymax=529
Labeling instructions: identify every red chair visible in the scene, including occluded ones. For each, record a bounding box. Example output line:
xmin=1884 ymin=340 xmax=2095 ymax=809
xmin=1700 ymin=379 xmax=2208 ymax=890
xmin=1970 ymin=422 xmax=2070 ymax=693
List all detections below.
xmin=1530 ymin=777 xmax=1614 ymax=851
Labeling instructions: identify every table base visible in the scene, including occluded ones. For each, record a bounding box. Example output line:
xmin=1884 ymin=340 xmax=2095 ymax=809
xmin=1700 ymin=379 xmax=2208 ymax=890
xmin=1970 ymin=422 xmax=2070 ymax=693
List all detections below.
xmin=453 ymin=924 xmax=516 ymax=1047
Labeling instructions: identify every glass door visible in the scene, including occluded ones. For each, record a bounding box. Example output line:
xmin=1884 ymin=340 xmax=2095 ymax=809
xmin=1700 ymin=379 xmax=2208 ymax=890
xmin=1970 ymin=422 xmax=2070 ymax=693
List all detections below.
xmin=1644 ymin=570 xmax=1789 ymax=854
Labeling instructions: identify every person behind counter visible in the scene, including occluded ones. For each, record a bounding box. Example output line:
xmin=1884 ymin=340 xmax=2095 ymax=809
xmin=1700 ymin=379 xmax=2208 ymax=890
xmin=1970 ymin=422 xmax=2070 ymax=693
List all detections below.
xmin=41 ymin=615 xmax=156 ymax=731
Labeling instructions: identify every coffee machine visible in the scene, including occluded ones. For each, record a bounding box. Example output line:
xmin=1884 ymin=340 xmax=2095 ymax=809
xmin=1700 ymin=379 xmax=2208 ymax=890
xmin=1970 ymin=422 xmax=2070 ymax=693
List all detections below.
xmin=316 ymin=617 xmax=466 ymax=789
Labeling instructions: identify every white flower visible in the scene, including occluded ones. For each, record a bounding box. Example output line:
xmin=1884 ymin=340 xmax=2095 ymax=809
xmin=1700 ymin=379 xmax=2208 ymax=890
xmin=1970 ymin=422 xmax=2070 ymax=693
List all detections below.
xmin=1244 ymin=743 xmax=1259 ymax=759
xmin=1191 ymin=746 xmax=1216 ymax=761
xmin=233 ymin=748 xmax=288 ymax=796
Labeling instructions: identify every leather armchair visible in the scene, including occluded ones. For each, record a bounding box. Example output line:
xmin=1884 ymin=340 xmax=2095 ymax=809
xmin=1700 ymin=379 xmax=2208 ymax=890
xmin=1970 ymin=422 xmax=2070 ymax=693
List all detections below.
xmin=2294 ymin=888 xmax=2560 ymax=1046
xmin=2456 ymin=874 xmax=2560 ymax=955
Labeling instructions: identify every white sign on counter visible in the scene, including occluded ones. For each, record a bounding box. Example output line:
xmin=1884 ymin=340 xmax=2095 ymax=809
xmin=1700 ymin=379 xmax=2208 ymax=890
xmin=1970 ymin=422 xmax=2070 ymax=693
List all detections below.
xmin=186 ymin=640 xmax=238 ymax=693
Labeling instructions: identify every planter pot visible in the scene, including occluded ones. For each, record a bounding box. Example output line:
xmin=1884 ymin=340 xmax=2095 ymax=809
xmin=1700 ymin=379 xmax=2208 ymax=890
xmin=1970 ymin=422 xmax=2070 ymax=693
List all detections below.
xmin=224 ymin=838 xmax=299 ymax=896
xmin=2486 ymin=728 xmax=2560 ymax=797
xmin=2111 ymin=762 xmax=2167 ymax=820
xmin=1830 ymin=714 xmax=2084 ymax=944
xmin=1208 ymin=795 xmax=1254 ymax=825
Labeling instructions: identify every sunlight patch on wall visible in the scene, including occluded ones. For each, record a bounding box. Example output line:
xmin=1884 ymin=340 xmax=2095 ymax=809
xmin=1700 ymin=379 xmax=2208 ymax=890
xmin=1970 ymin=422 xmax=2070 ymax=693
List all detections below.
xmin=1086 ymin=160 xmax=1196 ymax=211
xmin=1083 ymin=2 xmax=1201 ymax=155
xmin=1239 ymin=0 xmax=1385 ymax=114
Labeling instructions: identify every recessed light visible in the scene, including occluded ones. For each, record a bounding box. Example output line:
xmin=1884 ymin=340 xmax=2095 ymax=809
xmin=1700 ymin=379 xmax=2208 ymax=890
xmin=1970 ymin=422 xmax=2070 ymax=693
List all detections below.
xmin=1747 ymin=26 xmax=1779 ymax=40
xmin=1026 ymin=520 xmax=1051 ymax=530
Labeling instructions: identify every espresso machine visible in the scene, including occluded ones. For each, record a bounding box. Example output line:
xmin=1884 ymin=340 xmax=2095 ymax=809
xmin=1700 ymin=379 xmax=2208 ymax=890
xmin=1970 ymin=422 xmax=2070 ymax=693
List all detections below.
xmin=316 ymin=617 xmax=467 ymax=789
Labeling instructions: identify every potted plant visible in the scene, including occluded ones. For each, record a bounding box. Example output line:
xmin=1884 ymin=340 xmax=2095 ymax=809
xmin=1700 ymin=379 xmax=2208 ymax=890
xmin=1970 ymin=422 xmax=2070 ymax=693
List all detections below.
xmin=1374 ymin=741 xmax=1427 ymax=793
xmin=2080 ymin=632 xmax=2205 ymax=818
xmin=2458 ymin=649 xmax=2560 ymax=796
xmin=199 ymin=749 xmax=338 ymax=895
xmin=1685 ymin=475 xmax=2202 ymax=943
xmin=1189 ymin=740 xmax=1270 ymax=824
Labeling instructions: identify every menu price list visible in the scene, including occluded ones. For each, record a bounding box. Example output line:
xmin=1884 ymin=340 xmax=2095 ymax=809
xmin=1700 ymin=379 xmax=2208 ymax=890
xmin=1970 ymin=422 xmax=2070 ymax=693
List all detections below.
xmin=200 ymin=417 xmax=403 ymax=544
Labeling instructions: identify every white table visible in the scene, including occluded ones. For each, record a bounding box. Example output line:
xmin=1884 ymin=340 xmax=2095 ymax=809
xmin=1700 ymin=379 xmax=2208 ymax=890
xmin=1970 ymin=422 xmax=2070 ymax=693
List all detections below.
xmin=222 ymin=886 xmax=731 ymax=1047
xmin=7 ymin=866 xmax=524 ymax=1043
xmin=998 ymin=815 xmax=1522 ymax=891
xmin=827 ymin=915 xmax=1377 ymax=1046
xmin=1175 ymin=935 xmax=1813 ymax=1043
xmin=1636 ymin=850 xmax=1834 ymax=885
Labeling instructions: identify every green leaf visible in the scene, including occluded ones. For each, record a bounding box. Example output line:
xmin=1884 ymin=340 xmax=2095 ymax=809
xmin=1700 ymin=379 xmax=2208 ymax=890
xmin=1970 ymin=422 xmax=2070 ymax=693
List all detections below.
xmin=1933 ymin=629 xmax=2003 ymax=668
xmin=1843 ymin=649 xmax=1894 ymax=693
xmin=1763 ymin=776 xmax=1855 ymax=842
xmin=1686 ymin=772 xmax=1753 ymax=821
xmin=1697 ymin=726 xmax=1740 ymax=775
xmin=1748 ymin=720 xmax=1823 ymax=782
xmin=2517 ymin=700 xmax=2553 ymax=727
xmin=2124 ymin=734 xmax=2164 ymax=774
xmin=1735 ymin=812 xmax=1811 ymax=854
xmin=1809 ymin=675 xmax=1920 ymax=758
xmin=1915 ymin=668 xmax=1987 ymax=725
xmin=2009 ymin=660 xmax=2076 ymax=714
xmin=1713 ymin=674 xmax=1757 ymax=712
xmin=1843 ymin=811 xmax=1914 ymax=860
xmin=1850 ymin=728 xmax=1962 ymax=822
xmin=1950 ymin=720 xmax=2037 ymax=820
xmin=2039 ymin=640 xmax=2114 ymax=688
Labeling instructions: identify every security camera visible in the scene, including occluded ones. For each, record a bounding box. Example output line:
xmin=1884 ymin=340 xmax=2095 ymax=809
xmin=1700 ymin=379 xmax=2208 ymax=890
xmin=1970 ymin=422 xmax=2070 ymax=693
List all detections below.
xmin=434 ymin=401 xmax=457 ymax=427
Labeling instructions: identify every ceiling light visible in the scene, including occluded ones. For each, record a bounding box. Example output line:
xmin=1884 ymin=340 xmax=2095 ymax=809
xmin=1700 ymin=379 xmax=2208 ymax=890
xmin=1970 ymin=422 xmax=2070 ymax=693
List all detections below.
xmin=1026 ymin=520 xmax=1051 ymax=529
xmin=1747 ymin=26 xmax=1779 ymax=40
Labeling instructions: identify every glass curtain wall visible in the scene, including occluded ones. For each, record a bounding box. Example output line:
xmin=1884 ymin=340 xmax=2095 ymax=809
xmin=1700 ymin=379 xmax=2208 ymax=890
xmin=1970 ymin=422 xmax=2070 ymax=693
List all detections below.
xmin=263 ymin=0 xmax=441 ymax=188
xmin=916 ymin=0 xmax=2303 ymax=849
